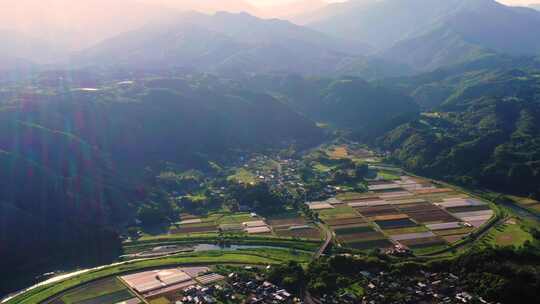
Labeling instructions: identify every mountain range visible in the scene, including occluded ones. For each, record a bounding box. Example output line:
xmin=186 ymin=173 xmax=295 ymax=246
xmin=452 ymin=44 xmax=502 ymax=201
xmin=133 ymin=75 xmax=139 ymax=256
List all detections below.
xmin=530 ymin=3 xmax=540 ymax=10
xmin=72 ymin=11 xmax=375 ymax=76
xmin=2 ymin=0 xmax=540 ymax=77
xmin=308 ymin=0 xmax=540 ymax=71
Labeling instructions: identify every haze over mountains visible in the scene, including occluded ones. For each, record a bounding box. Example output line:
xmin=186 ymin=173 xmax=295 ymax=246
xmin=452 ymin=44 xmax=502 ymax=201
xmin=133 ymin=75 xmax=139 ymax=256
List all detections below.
xmin=307 ymin=0 xmax=540 ymax=70
xmin=0 ymin=0 xmax=539 ymax=77
xmin=3 ymin=0 xmax=540 ymax=299
xmin=73 ymin=11 xmax=379 ymax=76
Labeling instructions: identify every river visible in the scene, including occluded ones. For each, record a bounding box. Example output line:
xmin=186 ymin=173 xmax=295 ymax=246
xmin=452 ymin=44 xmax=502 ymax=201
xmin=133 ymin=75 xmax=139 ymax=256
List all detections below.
xmin=0 ymin=243 xmax=303 ymax=303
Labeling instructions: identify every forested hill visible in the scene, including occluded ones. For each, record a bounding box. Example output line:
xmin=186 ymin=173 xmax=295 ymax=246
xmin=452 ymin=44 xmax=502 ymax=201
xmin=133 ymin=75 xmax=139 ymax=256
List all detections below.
xmin=0 ymin=75 xmax=323 ymax=294
xmin=379 ymin=69 xmax=540 ymax=197
xmin=377 ymin=55 xmax=540 ymax=109
xmin=242 ymin=75 xmax=419 ymax=136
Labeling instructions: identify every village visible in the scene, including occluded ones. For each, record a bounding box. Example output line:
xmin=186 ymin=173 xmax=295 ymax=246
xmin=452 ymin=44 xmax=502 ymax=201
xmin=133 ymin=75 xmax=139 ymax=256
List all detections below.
xmin=320 ymin=265 xmax=494 ymax=304
xmin=11 ymin=144 xmax=534 ymax=304
xmin=365 ymin=271 xmax=493 ymax=304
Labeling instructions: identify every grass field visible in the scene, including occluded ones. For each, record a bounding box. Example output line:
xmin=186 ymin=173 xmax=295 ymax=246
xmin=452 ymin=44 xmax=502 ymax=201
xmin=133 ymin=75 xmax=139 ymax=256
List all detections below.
xmin=227 ymin=168 xmax=257 ymax=184
xmin=412 ymin=244 xmax=449 ymax=255
xmin=376 ymin=171 xmax=401 ymax=181
xmin=341 ymin=282 xmax=364 ymax=298
xmin=125 ymin=234 xmax=322 ymax=254
xmin=7 ymin=249 xmax=311 ymax=304
xmin=149 ymin=298 xmax=171 ymax=304
xmin=318 ymin=206 xmax=359 ymax=220
xmin=483 ymin=219 xmax=533 ymax=247
xmin=57 ymin=278 xmax=131 ymax=304
xmin=313 ymin=162 xmax=333 ymax=173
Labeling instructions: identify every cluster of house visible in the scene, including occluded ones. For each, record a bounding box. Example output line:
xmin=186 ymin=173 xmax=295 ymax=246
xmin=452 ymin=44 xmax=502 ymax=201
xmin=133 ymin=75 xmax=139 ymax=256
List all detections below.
xmin=236 ymin=153 xmax=342 ymax=203
xmin=176 ymin=285 xmax=222 ymax=304
xmin=240 ymin=154 xmax=307 ymax=189
xmin=228 ymin=272 xmax=300 ymax=304
xmin=355 ymin=270 xmax=493 ymax=304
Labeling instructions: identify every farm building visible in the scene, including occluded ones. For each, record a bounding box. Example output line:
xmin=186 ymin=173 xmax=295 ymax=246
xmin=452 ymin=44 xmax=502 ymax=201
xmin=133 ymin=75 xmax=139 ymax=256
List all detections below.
xmin=120 ymin=267 xmax=222 ymax=300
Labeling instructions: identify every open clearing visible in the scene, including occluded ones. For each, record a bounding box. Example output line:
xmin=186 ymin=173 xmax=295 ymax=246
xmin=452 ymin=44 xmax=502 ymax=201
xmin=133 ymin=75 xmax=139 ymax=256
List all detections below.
xmin=327 ymin=146 xmax=349 ymax=159
xmin=484 ymin=219 xmax=533 ymax=247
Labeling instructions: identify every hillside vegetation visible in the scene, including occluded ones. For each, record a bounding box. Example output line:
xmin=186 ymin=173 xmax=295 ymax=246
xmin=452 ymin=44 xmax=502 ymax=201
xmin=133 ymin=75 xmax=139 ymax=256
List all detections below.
xmin=0 ymin=74 xmax=323 ymax=294
xmin=379 ymin=69 xmax=540 ymax=197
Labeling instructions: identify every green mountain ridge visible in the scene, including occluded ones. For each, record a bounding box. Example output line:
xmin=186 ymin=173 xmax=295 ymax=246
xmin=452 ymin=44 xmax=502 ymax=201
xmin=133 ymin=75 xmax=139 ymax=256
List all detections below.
xmin=379 ymin=69 xmax=540 ymax=197
xmin=0 ymin=75 xmax=324 ymax=295
xmin=240 ymin=74 xmax=419 ymax=135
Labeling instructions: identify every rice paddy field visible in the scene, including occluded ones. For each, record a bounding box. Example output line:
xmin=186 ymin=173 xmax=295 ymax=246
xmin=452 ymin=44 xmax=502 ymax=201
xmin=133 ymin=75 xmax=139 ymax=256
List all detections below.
xmin=268 ymin=214 xmax=322 ymax=240
xmin=316 ymin=173 xmax=496 ymax=254
xmin=141 ymin=211 xmax=322 ymax=242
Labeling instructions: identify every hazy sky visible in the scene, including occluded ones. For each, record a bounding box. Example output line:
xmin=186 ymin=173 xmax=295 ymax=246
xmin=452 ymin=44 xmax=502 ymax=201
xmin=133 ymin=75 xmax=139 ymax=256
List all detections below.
xmin=245 ymin=0 xmax=539 ymax=6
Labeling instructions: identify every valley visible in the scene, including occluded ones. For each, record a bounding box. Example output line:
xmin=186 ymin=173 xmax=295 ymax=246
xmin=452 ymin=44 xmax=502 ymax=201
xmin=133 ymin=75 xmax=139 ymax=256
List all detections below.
xmin=3 ymin=142 xmax=538 ymax=304
xmin=1 ymin=1 xmax=540 ymax=303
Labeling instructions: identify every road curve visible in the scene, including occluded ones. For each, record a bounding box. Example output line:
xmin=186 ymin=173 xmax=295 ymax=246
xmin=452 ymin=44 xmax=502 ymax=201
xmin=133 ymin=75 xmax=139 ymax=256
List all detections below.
xmin=314 ymin=222 xmax=333 ymax=260
xmin=304 ymin=222 xmax=333 ymax=304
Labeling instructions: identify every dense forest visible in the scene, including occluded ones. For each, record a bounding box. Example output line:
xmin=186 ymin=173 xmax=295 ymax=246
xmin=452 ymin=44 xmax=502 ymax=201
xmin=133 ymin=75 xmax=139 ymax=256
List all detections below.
xmin=378 ymin=68 xmax=540 ymax=197
xmin=0 ymin=73 xmax=324 ymax=294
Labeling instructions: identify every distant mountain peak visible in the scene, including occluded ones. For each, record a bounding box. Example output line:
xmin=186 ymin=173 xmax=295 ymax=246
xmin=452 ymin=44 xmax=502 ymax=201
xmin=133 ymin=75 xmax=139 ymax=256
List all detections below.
xmin=307 ymin=0 xmax=540 ymax=71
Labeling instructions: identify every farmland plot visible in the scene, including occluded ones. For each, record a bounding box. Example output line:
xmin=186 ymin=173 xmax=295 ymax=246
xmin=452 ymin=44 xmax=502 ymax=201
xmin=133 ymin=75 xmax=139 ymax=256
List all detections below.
xmin=375 ymin=218 xmax=418 ymax=229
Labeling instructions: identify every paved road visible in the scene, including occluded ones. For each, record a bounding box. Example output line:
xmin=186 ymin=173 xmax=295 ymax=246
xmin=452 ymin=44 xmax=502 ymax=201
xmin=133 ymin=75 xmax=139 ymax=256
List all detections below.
xmin=314 ymin=222 xmax=333 ymax=260
xmin=304 ymin=222 xmax=333 ymax=304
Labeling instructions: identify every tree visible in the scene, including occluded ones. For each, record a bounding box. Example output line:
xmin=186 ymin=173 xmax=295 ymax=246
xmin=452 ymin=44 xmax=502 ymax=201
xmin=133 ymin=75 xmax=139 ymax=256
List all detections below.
xmin=137 ymin=204 xmax=167 ymax=226
xmin=268 ymin=261 xmax=306 ymax=294
xmin=127 ymin=227 xmax=140 ymax=240
xmin=355 ymin=163 xmax=369 ymax=178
